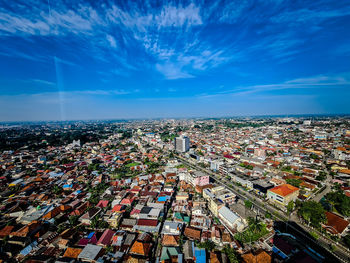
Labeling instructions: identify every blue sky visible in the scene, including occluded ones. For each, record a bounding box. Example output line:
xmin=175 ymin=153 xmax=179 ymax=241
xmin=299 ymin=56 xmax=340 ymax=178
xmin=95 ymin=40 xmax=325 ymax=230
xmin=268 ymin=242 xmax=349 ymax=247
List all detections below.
xmin=0 ymin=0 xmax=349 ymax=121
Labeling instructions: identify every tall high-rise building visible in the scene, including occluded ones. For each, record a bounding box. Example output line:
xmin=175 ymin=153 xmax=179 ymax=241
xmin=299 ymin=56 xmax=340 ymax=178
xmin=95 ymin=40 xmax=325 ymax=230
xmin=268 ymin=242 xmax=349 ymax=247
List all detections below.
xmin=174 ymin=136 xmax=190 ymax=153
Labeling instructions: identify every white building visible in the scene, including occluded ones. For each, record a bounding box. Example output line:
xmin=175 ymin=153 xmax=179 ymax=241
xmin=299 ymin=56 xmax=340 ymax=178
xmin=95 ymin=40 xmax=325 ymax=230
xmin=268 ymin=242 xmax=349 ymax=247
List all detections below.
xmin=174 ymin=136 xmax=190 ymax=153
xmin=218 ymin=206 xmax=246 ymax=232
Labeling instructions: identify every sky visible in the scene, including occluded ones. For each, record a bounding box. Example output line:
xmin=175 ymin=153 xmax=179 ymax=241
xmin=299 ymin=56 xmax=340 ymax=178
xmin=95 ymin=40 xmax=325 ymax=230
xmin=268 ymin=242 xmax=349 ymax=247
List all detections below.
xmin=0 ymin=0 xmax=349 ymax=121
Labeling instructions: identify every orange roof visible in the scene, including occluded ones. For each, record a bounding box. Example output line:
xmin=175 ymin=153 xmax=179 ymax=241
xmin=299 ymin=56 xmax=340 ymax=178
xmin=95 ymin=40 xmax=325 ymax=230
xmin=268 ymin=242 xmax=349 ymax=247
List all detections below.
xmin=0 ymin=226 xmax=14 ymax=238
xmin=162 ymin=235 xmax=179 ymax=246
xmin=63 ymin=247 xmax=82 ymax=258
xmin=242 ymin=251 xmax=271 ymax=263
xmin=11 ymin=221 xmax=41 ymax=237
xmin=42 ymin=206 xmax=61 ymax=219
xmin=269 ymin=184 xmax=299 ymax=197
xmin=336 ymin=147 xmax=346 ymax=151
xmin=210 ymin=252 xmax=221 ymax=263
xmin=130 ymin=241 xmax=151 ymax=256
xmin=184 ymin=226 xmax=201 ymax=240
xmin=339 ymin=169 xmax=350 ymax=175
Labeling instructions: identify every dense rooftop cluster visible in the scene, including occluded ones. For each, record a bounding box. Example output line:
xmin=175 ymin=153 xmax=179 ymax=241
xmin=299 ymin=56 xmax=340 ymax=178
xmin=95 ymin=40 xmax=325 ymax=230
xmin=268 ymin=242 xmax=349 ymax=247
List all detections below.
xmin=0 ymin=116 xmax=349 ymax=263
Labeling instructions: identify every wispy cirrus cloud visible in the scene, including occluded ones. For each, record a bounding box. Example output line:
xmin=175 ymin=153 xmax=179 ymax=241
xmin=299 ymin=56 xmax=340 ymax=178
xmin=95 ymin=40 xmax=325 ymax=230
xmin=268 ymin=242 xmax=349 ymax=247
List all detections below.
xmin=198 ymin=73 xmax=350 ymax=98
xmin=30 ymin=79 xmax=56 ymax=86
xmin=0 ymin=0 xmax=350 ymax=83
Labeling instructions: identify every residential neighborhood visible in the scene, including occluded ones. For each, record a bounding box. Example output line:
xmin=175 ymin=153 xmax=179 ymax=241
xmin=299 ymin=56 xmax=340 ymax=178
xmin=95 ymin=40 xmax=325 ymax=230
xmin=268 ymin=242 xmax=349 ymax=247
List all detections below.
xmin=0 ymin=117 xmax=350 ymax=262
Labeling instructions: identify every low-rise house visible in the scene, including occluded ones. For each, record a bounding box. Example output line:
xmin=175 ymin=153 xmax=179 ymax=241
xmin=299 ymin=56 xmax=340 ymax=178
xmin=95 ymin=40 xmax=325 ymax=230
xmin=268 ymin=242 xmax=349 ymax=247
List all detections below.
xmin=129 ymin=240 xmax=152 ymax=258
xmin=176 ymin=191 xmax=189 ymax=201
xmin=184 ymin=226 xmax=201 ymax=241
xmin=174 ymin=212 xmax=190 ymax=224
xmin=194 ymin=247 xmax=206 ymax=263
xmin=183 ymin=240 xmax=195 ymax=263
xmin=78 ymin=244 xmax=102 ymax=262
xmin=162 ymin=234 xmax=180 ymax=246
xmin=107 ymin=213 xmax=123 ymax=228
xmin=272 ymin=235 xmax=296 ymax=260
xmin=267 ymin=184 xmax=299 ymax=206
xmin=96 ymin=200 xmax=109 ymax=209
xmin=62 ymin=247 xmax=83 ymax=259
xmin=79 ymin=207 xmax=101 ymax=225
xmin=78 ymin=232 xmax=98 ymax=246
xmin=160 ymin=246 xmax=182 ymax=262
xmin=218 ymin=206 xmax=246 ymax=232
xmin=162 ymin=221 xmax=183 ymax=236
xmin=241 ymin=250 xmax=272 ymax=263
xmin=138 ymin=206 xmax=161 ymax=220
xmin=134 ymin=219 xmax=160 ymax=233
xmin=10 ymin=220 xmax=42 ymax=238
xmin=119 ymin=218 xmax=137 ymax=231
xmin=322 ymin=211 xmax=349 ymax=236
xmin=97 ymin=229 xmax=115 ymax=246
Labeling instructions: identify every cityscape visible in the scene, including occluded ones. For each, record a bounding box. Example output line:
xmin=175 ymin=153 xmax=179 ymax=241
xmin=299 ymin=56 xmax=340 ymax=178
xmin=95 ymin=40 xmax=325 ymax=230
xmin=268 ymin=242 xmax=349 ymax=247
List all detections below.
xmin=0 ymin=117 xmax=350 ymax=262
xmin=1 ymin=0 xmax=350 ymax=262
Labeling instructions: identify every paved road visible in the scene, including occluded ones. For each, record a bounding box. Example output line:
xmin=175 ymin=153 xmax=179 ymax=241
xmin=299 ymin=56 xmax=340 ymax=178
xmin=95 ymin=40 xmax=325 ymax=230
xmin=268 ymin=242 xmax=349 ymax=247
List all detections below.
xmin=312 ymin=174 xmax=332 ymax=202
xmin=177 ymin=155 xmax=350 ymax=263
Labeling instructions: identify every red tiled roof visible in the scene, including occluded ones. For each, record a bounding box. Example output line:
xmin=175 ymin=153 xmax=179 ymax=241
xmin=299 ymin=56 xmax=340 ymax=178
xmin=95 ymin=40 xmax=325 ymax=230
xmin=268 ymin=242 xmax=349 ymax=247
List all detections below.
xmin=137 ymin=219 xmax=158 ymax=227
xmin=323 ymin=212 xmax=349 ymax=235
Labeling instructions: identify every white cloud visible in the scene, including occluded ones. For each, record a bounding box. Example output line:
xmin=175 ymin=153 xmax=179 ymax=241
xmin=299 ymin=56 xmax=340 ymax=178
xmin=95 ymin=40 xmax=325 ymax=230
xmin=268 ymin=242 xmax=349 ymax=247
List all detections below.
xmin=30 ymin=79 xmax=56 ymax=86
xmin=197 ymin=73 xmax=350 ymax=98
xmin=156 ymin=63 xmax=194 ymax=80
xmin=106 ymin=34 xmax=117 ymax=48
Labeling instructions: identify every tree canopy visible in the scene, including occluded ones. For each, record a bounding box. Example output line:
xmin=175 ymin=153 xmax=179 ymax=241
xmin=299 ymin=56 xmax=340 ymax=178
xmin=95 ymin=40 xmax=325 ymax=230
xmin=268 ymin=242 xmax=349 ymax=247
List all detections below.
xmin=324 ymin=190 xmax=350 ymax=216
xmin=298 ymin=201 xmax=326 ymax=227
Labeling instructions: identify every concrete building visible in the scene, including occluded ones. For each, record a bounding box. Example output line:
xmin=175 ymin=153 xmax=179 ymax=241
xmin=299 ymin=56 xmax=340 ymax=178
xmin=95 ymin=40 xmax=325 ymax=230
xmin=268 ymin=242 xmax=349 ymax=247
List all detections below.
xmin=218 ymin=206 xmax=246 ymax=232
xmin=174 ymin=136 xmax=190 ymax=153
xmin=267 ymin=184 xmax=299 ymax=206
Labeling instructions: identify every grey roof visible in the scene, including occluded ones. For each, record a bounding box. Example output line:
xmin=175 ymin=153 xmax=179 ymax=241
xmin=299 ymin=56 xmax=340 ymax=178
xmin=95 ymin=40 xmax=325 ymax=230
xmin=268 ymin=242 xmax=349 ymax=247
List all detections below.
xmin=183 ymin=240 xmax=194 ymax=259
xmin=121 ymin=218 xmax=137 ymax=226
xmin=78 ymin=244 xmax=102 ymax=260
xmin=218 ymin=206 xmax=243 ymax=229
xmin=124 ymin=233 xmax=136 ymax=246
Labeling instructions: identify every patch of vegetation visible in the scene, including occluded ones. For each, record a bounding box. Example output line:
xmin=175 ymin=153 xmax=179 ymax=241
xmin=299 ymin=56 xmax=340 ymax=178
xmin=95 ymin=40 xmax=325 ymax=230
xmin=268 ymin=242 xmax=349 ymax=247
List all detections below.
xmin=240 ymin=163 xmax=253 ymax=170
xmin=310 ymin=231 xmax=319 ymax=240
xmin=244 ymin=200 xmax=253 ymax=209
xmin=234 ymin=217 xmax=269 ymax=243
xmin=324 ymin=190 xmax=350 ymax=216
xmin=298 ymin=201 xmax=326 ymax=228
xmin=125 ymin=162 xmax=141 ymax=167
xmin=286 ymin=178 xmax=302 ymax=188
xmin=197 ymin=240 xmax=216 ymax=251
xmin=222 ymin=245 xmax=240 ymax=263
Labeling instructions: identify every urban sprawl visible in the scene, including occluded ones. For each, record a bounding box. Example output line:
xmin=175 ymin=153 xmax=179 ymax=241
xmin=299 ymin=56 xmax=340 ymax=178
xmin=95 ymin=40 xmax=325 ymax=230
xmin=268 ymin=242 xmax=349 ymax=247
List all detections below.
xmin=0 ymin=117 xmax=350 ymax=263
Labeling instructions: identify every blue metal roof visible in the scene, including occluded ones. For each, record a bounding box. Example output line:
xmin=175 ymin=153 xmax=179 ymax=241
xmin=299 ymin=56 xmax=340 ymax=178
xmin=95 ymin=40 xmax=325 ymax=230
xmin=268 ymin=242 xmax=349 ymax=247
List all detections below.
xmin=194 ymin=248 xmax=206 ymax=263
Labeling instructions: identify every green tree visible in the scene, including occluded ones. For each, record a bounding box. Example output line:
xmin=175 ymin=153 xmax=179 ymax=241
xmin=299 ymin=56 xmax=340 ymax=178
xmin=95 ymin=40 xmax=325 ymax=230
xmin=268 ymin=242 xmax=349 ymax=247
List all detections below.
xmin=223 ymin=245 xmax=239 ymax=263
xmin=265 ymin=212 xmax=272 ymax=219
xmin=247 ymin=217 xmax=264 ymax=235
xmin=286 ymin=178 xmax=302 ymax=188
xmin=244 ymin=200 xmax=253 ymax=209
xmin=68 ymin=215 xmax=79 ymax=226
xmin=298 ymin=201 xmax=326 ymax=228
xmin=287 ymin=201 xmax=295 ymax=216
xmin=343 ymin=235 xmax=350 ymax=249
xmin=197 ymin=240 xmax=216 ymax=251
xmin=325 ymin=190 xmax=350 ymax=216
